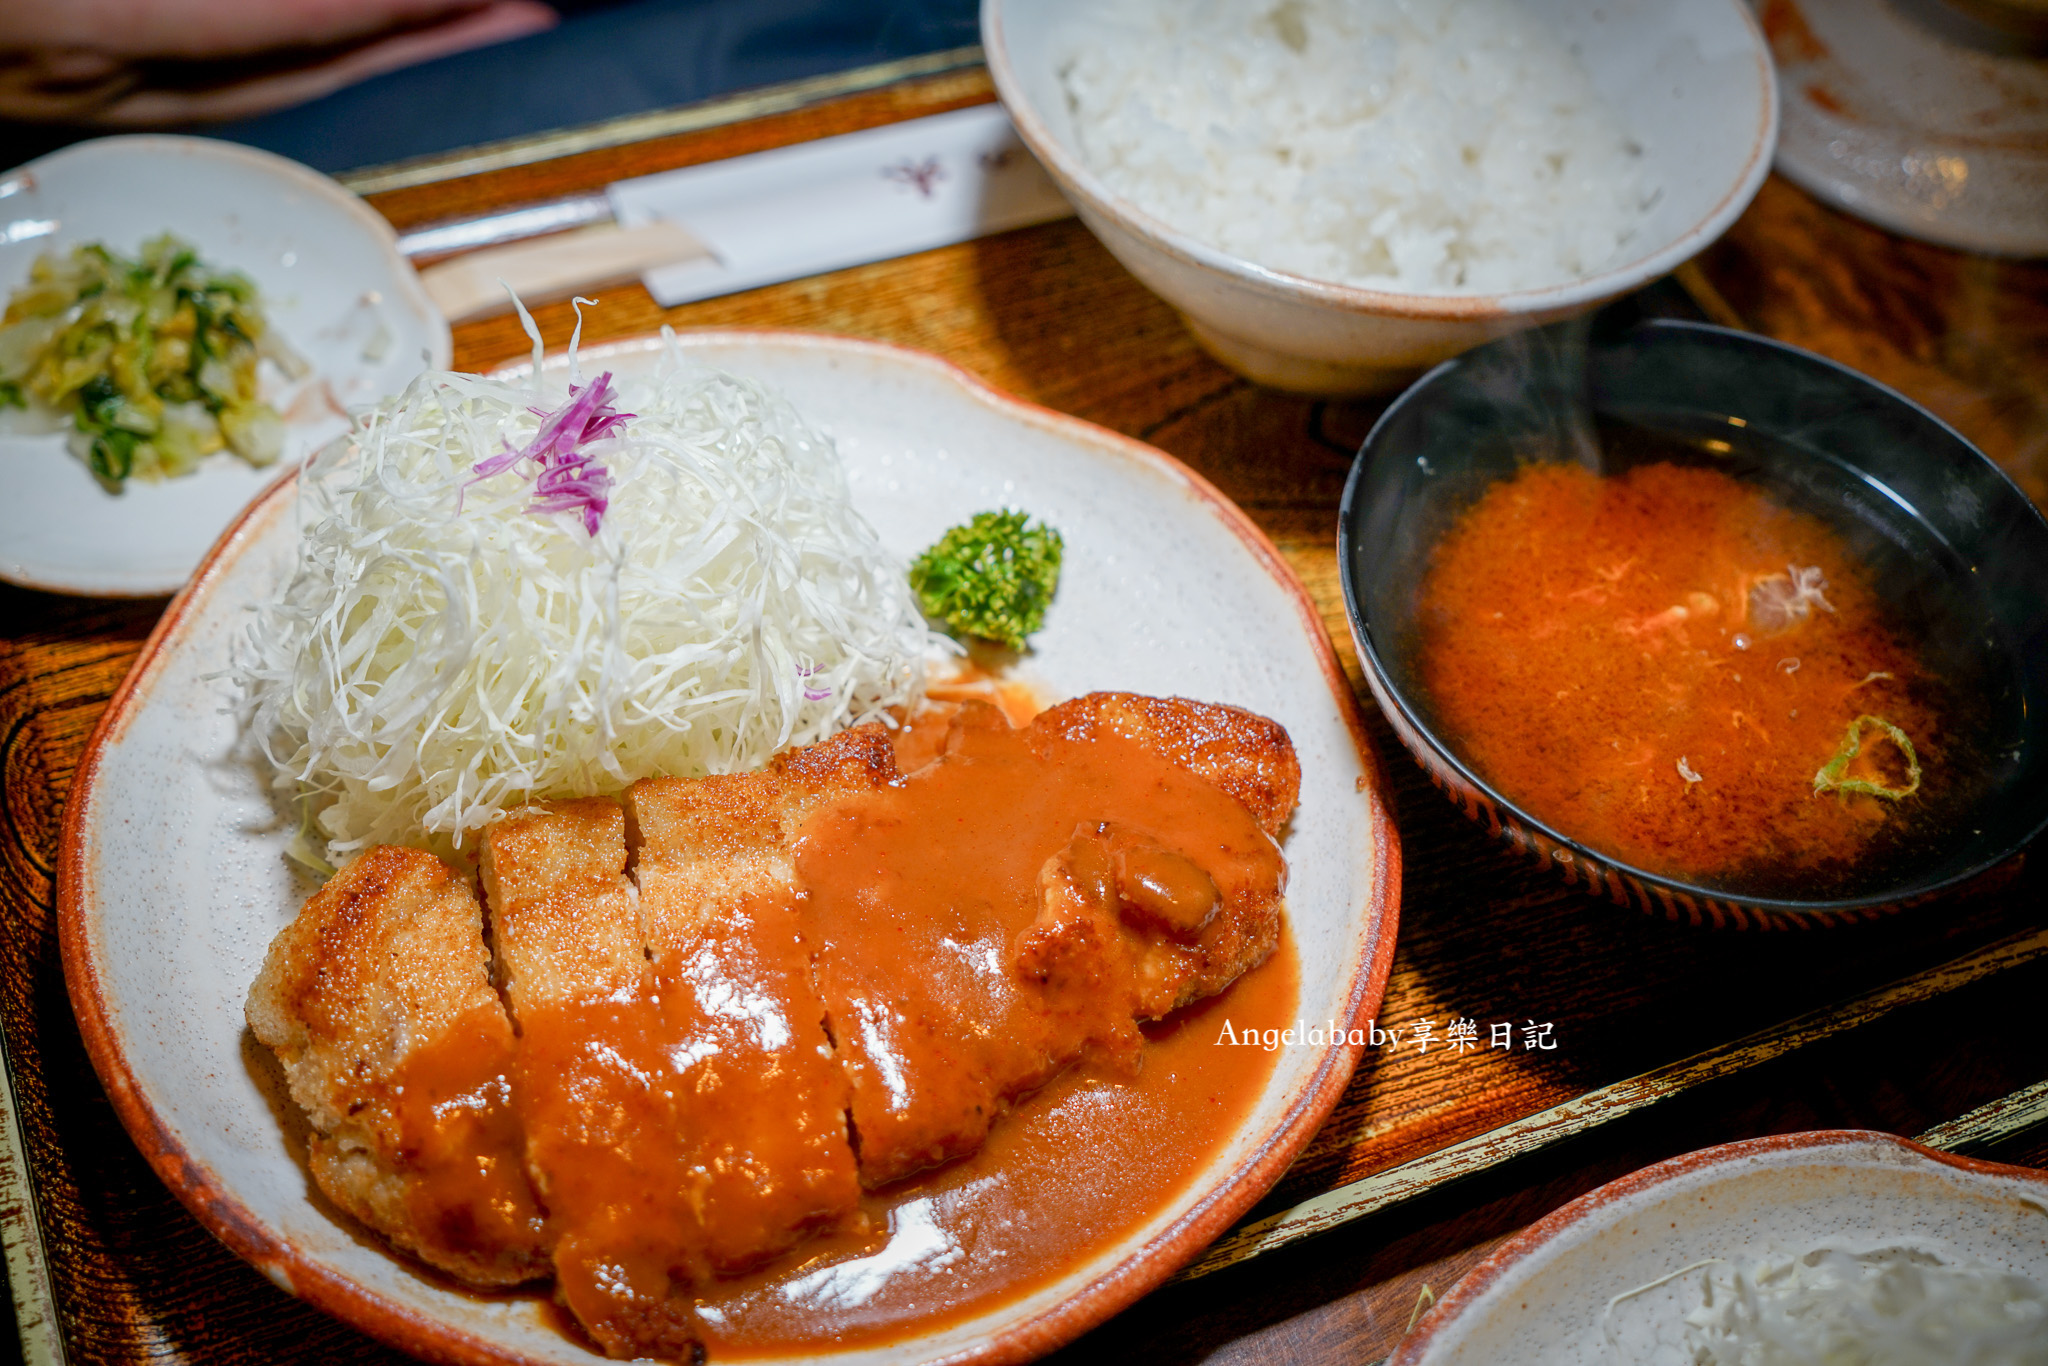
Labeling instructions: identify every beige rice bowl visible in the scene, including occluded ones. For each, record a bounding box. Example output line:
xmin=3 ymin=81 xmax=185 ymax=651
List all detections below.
xmin=985 ymin=0 xmax=1778 ymax=393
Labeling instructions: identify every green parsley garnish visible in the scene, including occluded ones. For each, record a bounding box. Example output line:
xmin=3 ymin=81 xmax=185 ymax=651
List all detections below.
xmin=909 ymin=509 xmax=1063 ymax=651
xmin=1813 ymin=714 xmax=1921 ymax=801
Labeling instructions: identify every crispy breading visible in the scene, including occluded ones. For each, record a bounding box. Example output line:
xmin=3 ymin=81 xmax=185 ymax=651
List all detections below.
xmin=1031 ymin=691 xmax=1302 ymax=837
xmin=619 ymin=726 xmax=893 ymax=1274
xmin=627 ymin=725 xmax=896 ymax=894
xmin=480 ymin=797 xmax=645 ymax=1006
xmin=250 ymin=694 xmax=1297 ymax=1342
xmin=1026 ymin=695 xmax=1297 ymax=1013
xmin=481 ymin=798 xmax=706 ymax=1360
xmin=244 ymin=845 xmax=548 ymax=1287
xmin=805 ymin=696 xmax=1297 ymax=1187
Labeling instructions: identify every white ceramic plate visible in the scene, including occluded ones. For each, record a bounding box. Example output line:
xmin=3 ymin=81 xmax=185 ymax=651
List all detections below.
xmin=60 ymin=331 xmax=1400 ymax=1365
xmin=0 ymin=135 xmax=450 ymax=596
xmin=1770 ymin=0 xmax=2048 ymax=256
xmin=1393 ymin=1130 xmax=2048 ymax=1365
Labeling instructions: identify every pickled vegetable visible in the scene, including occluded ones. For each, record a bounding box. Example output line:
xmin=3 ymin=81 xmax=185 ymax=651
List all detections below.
xmin=0 ymin=235 xmax=301 ymax=489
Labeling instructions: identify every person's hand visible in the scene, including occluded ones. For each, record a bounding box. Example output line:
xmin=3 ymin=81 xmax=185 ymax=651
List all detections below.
xmin=0 ymin=0 xmax=557 ymax=125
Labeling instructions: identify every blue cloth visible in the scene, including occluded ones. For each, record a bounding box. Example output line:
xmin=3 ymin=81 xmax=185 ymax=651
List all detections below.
xmin=4 ymin=0 xmax=979 ymax=174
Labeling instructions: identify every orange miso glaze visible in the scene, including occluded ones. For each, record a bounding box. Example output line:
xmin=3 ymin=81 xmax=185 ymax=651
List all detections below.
xmin=1417 ymin=460 xmax=1935 ymax=889
xmin=386 ymin=1003 xmax=548 ymax=1277
xmin=921 ymin=662 xmax=1046 ymax=729
xmin=689 ymin=931 xmax=1297 ymax=1357
xmin=796 ymin=705 xmax=1286 ymax=1190
xmin=386 ymin=696 xmax=1299 ymax=1360
xmin=515 ymin=990 xmax=708 ymax=1357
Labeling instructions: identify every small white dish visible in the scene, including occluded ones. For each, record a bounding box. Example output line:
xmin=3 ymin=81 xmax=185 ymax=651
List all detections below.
xmin=0 ymin=135 xmax=449 ymax=597
xmin=59 ymin=330 xmax=1400 ymax=1365
xmin=1769 ymin=0 xmax=2048 ymax=256
xmin=983 ymin=0 xmax=1779 ymax=396
xmin=1393 ymin=1130 xmax=2048 ymax=1365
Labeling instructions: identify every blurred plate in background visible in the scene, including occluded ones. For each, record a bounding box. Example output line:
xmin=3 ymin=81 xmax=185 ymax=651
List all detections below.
xmin=1392 ymin=1131 xmax=2048 ymax=1364
xmin=1767 ymin=0 xmax=2048 ymax=256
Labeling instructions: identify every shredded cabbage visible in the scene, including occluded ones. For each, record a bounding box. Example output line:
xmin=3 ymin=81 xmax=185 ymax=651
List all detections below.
xmin=1672 ymin=1244 xmax=2048 ymax=1365
xmin=234 ymin=329 xmax=941 ymax=866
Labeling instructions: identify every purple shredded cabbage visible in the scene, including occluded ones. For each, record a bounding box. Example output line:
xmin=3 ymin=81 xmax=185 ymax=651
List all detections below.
xmin=467 ymin=372 xmax=632 ymax=535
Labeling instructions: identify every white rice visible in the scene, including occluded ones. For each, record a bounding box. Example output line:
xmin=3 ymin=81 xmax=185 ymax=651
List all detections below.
xmin=1056 ymin=0 xmax=1660 ymax=294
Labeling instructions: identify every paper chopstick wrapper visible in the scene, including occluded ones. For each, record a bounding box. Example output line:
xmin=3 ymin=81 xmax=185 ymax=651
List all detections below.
xmin=609 ymin=103 xmax=1074 ymax=308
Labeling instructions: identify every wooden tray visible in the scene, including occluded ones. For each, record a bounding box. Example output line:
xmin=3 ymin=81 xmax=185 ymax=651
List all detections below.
xmin=3 ymin=56 xmax=2046 ymax=1366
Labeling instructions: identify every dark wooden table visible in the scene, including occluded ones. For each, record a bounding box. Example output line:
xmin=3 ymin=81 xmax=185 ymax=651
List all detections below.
xmin=3 ymin=58 xmax=2045 ymax=1366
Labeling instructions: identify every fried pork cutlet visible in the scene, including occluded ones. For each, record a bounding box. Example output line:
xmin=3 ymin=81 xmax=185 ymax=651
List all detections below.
xmin=1030 ymin=691 xmax=1301 ymax=840
xmin=484 ymin=740 xmax=898 ymax=1359
xmin=797 ymin=696 xmax=1296 ymax=1188
xmin=481 ymin=797 xmax=701 ymax=1361
xmin=1029 ymin=691 xmax=1300 ymax=1012
xmin=621 ymin=727 xmax=891 ymax=1275
xmin=252 ymin=691 xmax=1296 ymax=1360
xmin=245 ymin=845 xmax=547 ymax=1287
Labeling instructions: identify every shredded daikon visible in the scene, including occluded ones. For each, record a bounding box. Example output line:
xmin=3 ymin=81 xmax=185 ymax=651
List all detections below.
xmin=234 ymin=329 xmax=941 ymax=866
xmin=1672 ymin=1244 xmax=2048 ymax=1365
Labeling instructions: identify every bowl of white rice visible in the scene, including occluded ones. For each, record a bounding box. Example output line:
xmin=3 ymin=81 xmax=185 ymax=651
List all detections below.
xmin=984 ymin=0 xmax=1779 ymax=395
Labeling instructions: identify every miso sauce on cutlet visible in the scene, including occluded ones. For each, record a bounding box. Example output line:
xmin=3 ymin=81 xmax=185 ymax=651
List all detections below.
xmin=427 ymin=699 xmax=1302 ymax=1358
xmin=687 ymin=932 xmax=1297 ymax=1355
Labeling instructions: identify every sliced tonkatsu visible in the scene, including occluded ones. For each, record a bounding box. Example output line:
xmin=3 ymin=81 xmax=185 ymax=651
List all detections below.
xmin=1027 ymin=692 xmax=1299 ymax=1012
xmin=1030 ymin=691 xmax=1302 ymax=838
xmin=797 ymin=695 xmax=1295 ymax=1187
xmin=481 ymin=796 xmax=701 ymax=1361
xmin=245 ymin=845 xmax=548 ymax=1287
xmin=250 ymin=691 xmax=1298 ymax=1359
xmin=621 ymin=726 xmax=891 ymax=1275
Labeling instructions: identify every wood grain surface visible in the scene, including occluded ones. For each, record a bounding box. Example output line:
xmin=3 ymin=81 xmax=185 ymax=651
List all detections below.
xmin=2 ymin=64 xmax=2046 ymax=1366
